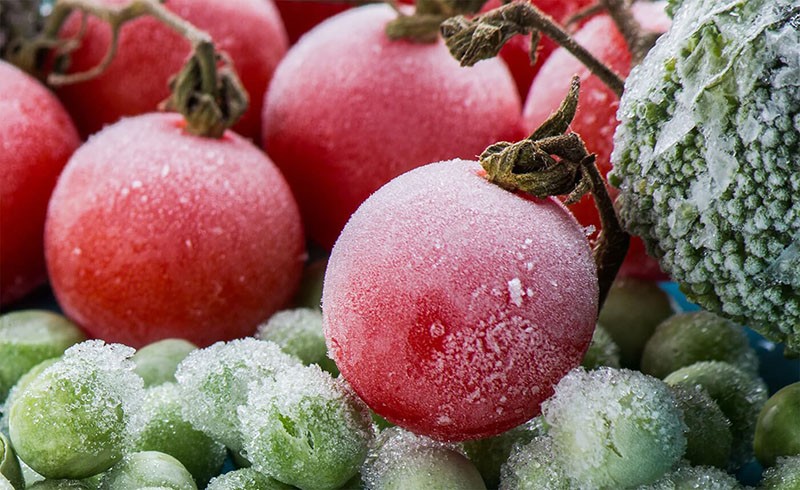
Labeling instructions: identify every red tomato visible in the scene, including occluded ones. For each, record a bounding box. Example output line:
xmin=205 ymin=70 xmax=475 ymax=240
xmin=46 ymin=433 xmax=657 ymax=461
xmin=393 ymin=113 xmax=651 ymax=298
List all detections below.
xmin=55 ymin=0 xmax=288 ymax=141
xmin=44 ymin=113 xmax=305 ymax=348
xmin=482 ymin=0 xmax=595 ymax=98
xmin=323 ymin=160 xmax=598 ymax=441
xmin=0 ymin=60 xmax=81 ymax=306
xmin=522 ymin=1 xmax=671 ymax=280
xmin=263 ymin=4 xmax=524 ymax=250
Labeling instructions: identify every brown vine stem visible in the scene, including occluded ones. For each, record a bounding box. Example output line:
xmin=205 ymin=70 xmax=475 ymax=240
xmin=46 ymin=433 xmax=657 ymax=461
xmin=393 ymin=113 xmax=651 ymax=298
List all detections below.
xmin=599 ymin=0 xmax=658 ymax=66
xmin=10 ymin=0 xmax=247 ymax=138
xmin=479 ymin=77 xmax=629 ymax=310
xmin=440 ymin=1 xmax=625 ymax=97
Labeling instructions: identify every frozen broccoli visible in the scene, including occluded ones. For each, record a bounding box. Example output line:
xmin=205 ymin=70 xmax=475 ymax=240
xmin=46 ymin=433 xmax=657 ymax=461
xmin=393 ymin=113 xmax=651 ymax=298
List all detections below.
xmin=610 ymin=0 xmax=800 ymax=352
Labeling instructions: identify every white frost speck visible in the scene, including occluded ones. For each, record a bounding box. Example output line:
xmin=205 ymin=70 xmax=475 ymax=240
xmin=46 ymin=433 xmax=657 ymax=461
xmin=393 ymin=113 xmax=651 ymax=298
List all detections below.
xmin=508 ymin=278 xmax=523 ymax=307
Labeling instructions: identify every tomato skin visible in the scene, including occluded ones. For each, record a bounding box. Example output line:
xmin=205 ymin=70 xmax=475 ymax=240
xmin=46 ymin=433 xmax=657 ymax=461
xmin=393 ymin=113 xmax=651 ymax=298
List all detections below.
xmin=0 ymin=61 xmax=81 ymax=306
xmin=263 ymin=4 xmax=524 ymax=250
xmin=323 ymin=160 xmax=598 ymax=442
xmin=523 ymin=1 xmax=671 ymax=280
xmin=44 ymin=113 xmax=305 ymax=348
xmin=55 ymin=0 xmax=287 ymax=141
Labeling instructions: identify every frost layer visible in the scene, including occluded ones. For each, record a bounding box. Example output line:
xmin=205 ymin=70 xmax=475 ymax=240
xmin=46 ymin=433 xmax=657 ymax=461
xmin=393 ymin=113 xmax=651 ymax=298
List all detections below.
xmin=610 ymin=0 xmax=800 ymax=351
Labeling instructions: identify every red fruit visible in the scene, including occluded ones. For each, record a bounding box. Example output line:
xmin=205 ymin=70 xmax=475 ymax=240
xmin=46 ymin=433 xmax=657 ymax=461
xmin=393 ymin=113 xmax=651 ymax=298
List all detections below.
xmin=274 ymin=0 xmax=351 ymax=44
xmin=482 ymin=0 xmax=595 ymax=98
xmin=522 ymin=1 xmax=671 ymax=280
xmin=0 ymin=60 xmax=81 ymax=306
xmin=55 ymin=0 xmax=288 ymax=141
xmin=44 ymin=113 xmax=305 ymax=348
xmin=323 ymin=160 xmax=598 ymax=441
xmin=263 ymin=4 xmax=524 ymax=250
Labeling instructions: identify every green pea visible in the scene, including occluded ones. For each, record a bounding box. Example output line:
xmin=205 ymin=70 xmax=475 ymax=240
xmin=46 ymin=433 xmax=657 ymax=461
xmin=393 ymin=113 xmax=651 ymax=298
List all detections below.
xmin=760 ymin=455 xmax=800 ymax=490
xmin=669 ymin=385 xmax=733 ymax=468
xmin=98 ymin=451 xmax=196 ymax=490
xmin=205 ymin=468 xmax=293 ymax=490
xmin=239 ymin=364 xmax=373 ymax=490
xmin=1 ymin=358 xmax=58 ymax=437
xmin=462 ymin=417 xmax=546 ymax=488
xmin=581 ymin=324 xmax=621 ymax=370
xmin=132 ymin=339 xmax=197 ymax=388
xmin=597 ymin=278 xmax=675 ymax=368
xmin=173 ymin=338 xmax=301 ymax=453
xmin=362 ymin=427 xmax=486 ymax=490
xmin=26 ymin=480 xmax=93 ymax=489
xmin=129 ymin=383 xmax=226 ymax=488
xmin=664 ymin=361 xmax=768 ymax=469
xmin=755 ymin=382 xmax=800 ymax=468
xmin=0 ymin=310 xmax=85 ymax=402
xmin=640 ymin=311 xmax=758 ymax=379
xmin=0 ymin=432 xmax=23 ymax=490
xmin=543 ymin=367 xmax=686 ymax=489
xmin=638 ymin=464 xmax=743 ymax=489
xmin=7 ymin=341 xmax=144 ymax=479
xmin=256 ymin=308 xmax=339 ymax=376
xmin=499 ymin=436 xmax=570 ymax=489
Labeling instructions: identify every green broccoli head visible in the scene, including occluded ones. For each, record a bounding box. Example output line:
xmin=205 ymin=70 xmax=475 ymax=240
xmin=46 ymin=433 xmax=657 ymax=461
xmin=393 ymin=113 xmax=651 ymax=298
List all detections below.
xmin=610 ymin=0 xmax=800 ymax=353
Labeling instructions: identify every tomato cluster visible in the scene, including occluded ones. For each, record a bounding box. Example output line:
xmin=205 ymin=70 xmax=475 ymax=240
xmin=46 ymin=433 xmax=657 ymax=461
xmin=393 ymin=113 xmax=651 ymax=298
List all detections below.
xmin=2 ymin=0 xmax=671 ymax=440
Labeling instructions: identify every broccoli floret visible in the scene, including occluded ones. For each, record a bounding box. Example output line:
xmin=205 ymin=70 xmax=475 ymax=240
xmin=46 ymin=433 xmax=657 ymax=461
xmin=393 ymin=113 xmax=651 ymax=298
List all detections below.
xmin=610 ymin=0 xmax=800 ymax=353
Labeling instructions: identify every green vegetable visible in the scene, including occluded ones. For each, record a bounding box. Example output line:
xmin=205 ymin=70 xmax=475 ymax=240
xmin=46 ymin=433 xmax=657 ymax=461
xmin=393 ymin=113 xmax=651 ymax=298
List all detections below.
xmin=256 ymin=308 xmax=339 ymax=376
xmin=132 ymin=339 xmax=197 ymax=388
xmin=761 ymin=455 xmax=800 ymax=490
xmin=98 ymin=451 xmax=196 ymax=490
xmin=637 ymin=464 xmax=743 ymax=489
xmin=669 ymin=384 xmax=733 ymax=468
xmin=755 ymin=382 xmax=800 ymax=468
xmin=0 ymin=433 xmax=23 ymax=490
xmin=205 ymin=468 xmax=293 ymax=490
xmin=581 ymin=324 xmax=622 ymax=370
xmin=641 ymin=311 xmax=758 ymax=379
xmin=498 ymin=436 xmax=570 ymax=490
xmin=610 ymin=0 xmax=800 ymax=352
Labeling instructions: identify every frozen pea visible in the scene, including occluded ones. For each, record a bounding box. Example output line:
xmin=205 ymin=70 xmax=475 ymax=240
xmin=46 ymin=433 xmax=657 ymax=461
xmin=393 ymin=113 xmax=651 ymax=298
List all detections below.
xmin=640 ymin=311 xmax=758 ymax=379
xmin=98 ymin=451 xmax=196 ymax=490
xmin=638 ymin=464 xmax=743 ymax=489
xmin=26 ymin=481 xmax=94 ymax=489
xmin=132 ymin=339 xmax=197 ymax=387
xmin=498 ymin=436 xmax=570 ymax=490
xmin=760 ymin=456 xmax=800 ymax=490
xmin=239 ymin=364 xmax=373 ymax=490
xmin=0 ymin=476 xmax=12 ymax=490
xmin=173 ymin=338 xmax=301 ymax=452
xmin=755 ymin=382 xmax=800 ymax=468
xmin=129 ymin=383 xmax=226 ymax=487
xmin=581 ymin=324 xmax=621 ymax=370
xmin=0 ymin=310 xmax=86 ymax=402
xmin=8 ymin=341 xmax=144 ymax=479
xmin=669 ymin=385 xmax=733 ymax=468
xmin=664 ymin=361 xmax=768 ymax=468
xmin=293 ymin=258 xmax=327 ymax=310
xmin=463 ymin=417 xmax=546 ymax=488
xmin=205 ymin=467 xmax=293 ymax=490
xmin=597 ymin=278 xmax=675 ymax=368
xmin=0 ymin=432 xmax=23 ymax=490
xmin=256 ymin=308 xmax=339 ymax=376
xmin=542 ymin=367 xmax=686 ymax=489
xmin=362 ymin=427 xmax=486 ymax=490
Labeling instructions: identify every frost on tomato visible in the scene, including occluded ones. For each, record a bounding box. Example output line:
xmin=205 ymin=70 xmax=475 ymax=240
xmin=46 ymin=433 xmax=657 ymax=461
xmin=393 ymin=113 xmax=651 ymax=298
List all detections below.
xmin=262 ymin=4 xmax=524 ymax=250
xmin=0 ymin=60 xmax=80 ymax=306
xmin=55 ymin=0 xmax=287 ymax=141
xmin=323 ymin=160 xmax=598 ymax=442
xmin=44 ymin=113 xmax=305 ymax=348
xmin=523 ymin=1 xmax=671 ymax=280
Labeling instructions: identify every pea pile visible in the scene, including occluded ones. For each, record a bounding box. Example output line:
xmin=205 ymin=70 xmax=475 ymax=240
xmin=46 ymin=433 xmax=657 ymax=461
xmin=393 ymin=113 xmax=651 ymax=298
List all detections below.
xmin=0 ymin=278 xmax=798 ymax=490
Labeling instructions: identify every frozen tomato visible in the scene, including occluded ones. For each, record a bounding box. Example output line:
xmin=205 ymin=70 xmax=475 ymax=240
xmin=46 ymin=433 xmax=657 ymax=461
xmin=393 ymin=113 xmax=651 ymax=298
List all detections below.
xmin=0 ymin=60 xmax=81 ymax=306
xmin=522 ymin=1 xmax=671 ymax=279
xmin=262 ymin=4 xmax=524 ymax=250
xmin=44 ymin=113 xmax=305 ymax=348
xmin=55 ymin=0 xmax=287 ymax=141
xmin=323 ymin=159 xmax=598 ymax=442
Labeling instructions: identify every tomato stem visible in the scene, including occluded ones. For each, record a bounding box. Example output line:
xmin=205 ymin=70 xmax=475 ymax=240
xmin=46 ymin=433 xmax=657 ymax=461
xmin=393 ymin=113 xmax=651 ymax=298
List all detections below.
xmin=384 ymin=0 xmax=485 ymax=43
xmin=6 ymin=0 xmax=247 ymax=138
xmin=440 ymin=1 xmax=625 ymax=97
xmin=599 ymin=0 xmax=659 ymax=66
xmin=479 ymin=77 xmax=629 ymax=311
